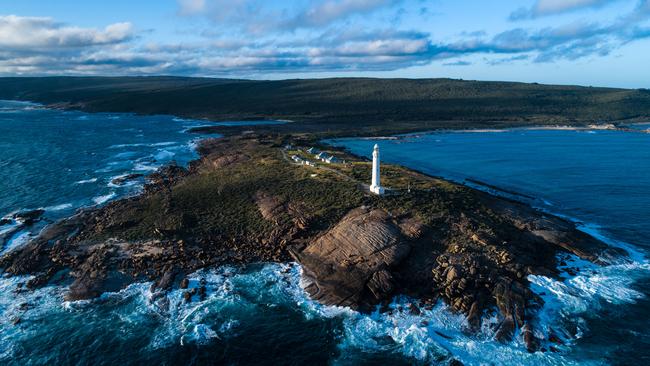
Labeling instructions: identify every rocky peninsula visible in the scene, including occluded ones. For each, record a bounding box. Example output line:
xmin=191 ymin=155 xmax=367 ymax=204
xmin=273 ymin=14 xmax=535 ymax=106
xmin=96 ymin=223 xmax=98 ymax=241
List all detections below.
xmin=0 ymin=132 xmax=627 ymax=353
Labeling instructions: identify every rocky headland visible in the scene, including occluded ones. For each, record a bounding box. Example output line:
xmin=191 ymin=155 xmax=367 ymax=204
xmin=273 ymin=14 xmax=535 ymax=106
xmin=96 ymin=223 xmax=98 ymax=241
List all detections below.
xmin=0 ymin=134 xmax=627 ymax=353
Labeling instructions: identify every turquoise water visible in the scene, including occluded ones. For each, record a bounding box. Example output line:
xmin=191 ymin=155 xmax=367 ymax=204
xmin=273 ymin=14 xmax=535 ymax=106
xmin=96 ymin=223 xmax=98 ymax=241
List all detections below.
xmin=1 ymin=101 xmax=649 ymax=365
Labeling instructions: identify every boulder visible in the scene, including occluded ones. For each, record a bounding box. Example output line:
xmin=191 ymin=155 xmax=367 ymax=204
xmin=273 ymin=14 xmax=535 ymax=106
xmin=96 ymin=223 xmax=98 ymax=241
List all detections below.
xmin=151 ymin=266 xmax=177 ymax=291
xmin=110 ymin=173 xmax=143 ymax=186
xmin=295 ymin=207 xmax=411 ymax=308
xmin=367 ymin=269 xmax=396 ymax=301
xmin=398 ymin=217 xmax=426 ymax=239
xmin=13 ymin=209 xmax=45 ymax=225
xmin=254 ymin=192 xmax=285 ymax=223
xmin=208 ymin=153 xmax=250 ymax=169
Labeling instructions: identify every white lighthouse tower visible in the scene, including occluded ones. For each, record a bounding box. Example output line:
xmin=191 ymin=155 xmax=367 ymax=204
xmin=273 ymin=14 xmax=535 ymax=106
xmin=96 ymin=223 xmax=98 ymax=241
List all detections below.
xmin=370 ymin=144 xmax=385 ymax=195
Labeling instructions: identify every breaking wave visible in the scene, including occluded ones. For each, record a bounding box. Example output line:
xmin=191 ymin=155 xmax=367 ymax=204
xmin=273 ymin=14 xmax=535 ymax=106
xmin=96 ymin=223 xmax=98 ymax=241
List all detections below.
xmin=92 ymin=192 xmax=116 ymax=205
xmin=1 ymin=257 xmax=645 ymax=365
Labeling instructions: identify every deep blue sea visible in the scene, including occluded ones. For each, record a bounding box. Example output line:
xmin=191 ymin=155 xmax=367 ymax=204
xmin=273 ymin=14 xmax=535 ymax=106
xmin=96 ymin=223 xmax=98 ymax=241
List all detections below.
xmin=1 ymin=100 xmax=649 ymax=366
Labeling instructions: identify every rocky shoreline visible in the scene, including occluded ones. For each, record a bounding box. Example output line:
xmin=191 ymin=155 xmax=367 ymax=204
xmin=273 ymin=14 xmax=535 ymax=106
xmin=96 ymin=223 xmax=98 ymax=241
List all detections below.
xmin=0 ymin=133 xmax=628 ymax=354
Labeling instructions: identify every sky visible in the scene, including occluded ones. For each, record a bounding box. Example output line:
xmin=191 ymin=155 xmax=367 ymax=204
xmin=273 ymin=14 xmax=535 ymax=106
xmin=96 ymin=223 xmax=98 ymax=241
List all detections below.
xmin=0 ymin=0 xmax=649 ymax=88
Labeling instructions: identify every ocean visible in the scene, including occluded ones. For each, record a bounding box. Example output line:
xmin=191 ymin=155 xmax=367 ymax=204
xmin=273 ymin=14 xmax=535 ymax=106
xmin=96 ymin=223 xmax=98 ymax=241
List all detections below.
xmin=1 ymin=100 xmax=649 ymax=365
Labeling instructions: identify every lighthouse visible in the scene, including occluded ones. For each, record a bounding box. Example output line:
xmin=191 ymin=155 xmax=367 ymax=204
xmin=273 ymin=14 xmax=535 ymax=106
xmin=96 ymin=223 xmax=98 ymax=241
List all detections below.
xmin=370 ymin=144 xmax=385 ymax=195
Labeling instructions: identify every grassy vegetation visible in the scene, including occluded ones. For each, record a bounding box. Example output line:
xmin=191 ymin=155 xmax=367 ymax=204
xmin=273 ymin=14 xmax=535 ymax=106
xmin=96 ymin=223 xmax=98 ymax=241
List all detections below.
xmin=281 ymin=143 xmax=480 ymax=226
xmin=82 ymin=134 xmax=485 ymax=249
xmin=95 ymin=139 xmax=367 ymax=242
xmin=1 ymin=76 xmax=649 ymax=137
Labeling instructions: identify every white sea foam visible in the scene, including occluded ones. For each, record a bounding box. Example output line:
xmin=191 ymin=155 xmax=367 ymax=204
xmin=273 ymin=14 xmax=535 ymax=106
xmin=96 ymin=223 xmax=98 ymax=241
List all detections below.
xmin=107 ymin=178 xmax=139 ymax=188
xmin=118 ymin=263 xmax=605 ymax=365
xmin=43 ymin=203 xmax=73 ymax=211
xmin=2 ymin=231 xmax=32 ymax=253
xmin=109 ymin=142 xmax=177 ymax=149
xmin=0 ymin=274 xmax=67 ymax=362
xmin=113 ymin=151 xmax=137 ymax=159
xmin=0 ymin=258 xmax=642 ymax=366
xmin=528 ymin=253 xmax=648 ymax=354
xmin=133 ymin=162 xmax=160 ymax=172
xmin=92 ymin=192 xmax=116 ymax=205
xmin=576 ymin=223 xmax=647 ymax=263
xmin=0 ymin=219 xmax=17 ymax=235
xmin=154 ymin=149 xmax=176 ymax=161
xmin=0 ymin=260 xmax=638 ymax=365
xmin=74 ymin=178 xmax=98 ymax=184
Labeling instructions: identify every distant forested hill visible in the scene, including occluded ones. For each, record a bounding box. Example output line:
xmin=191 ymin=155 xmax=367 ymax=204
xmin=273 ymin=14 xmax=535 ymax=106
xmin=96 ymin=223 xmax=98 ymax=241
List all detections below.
xmin=1 ymin=76 xmax=649 ymax=134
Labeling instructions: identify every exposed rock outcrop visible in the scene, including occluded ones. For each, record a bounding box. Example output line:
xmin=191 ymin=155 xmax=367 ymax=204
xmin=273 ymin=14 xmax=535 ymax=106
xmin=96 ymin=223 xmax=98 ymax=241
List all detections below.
xmin=111 ymin=174 xmax=143 ymax=186
xmin=14 ymin=209 xmax=45 ymax=225
xmin=294 ymin=207 xmax=411 ymax=308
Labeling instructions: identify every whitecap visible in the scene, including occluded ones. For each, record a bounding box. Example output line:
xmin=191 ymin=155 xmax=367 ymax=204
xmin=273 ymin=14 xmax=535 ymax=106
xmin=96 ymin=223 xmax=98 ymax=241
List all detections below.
xmin=572 ymin=222 xmax=647 ymax=265
xmin=0 ymin=274 xmax=67 ymax=362
xmin=133 ymin=162 xmax=160 ymax=172
xmin=113 ymin=151 xmax=137 ymax=159
xmin=43 ymin=203 xmax=73 ymax=211
xmin=329 ymin=295 xmax=595 ymax=366
xmin=522 ymin=244 xmax=649 ymax=356
xmin=154 ymin=149 xmax=176 ymax=161
xmin=2 ymin=231 xmax=32 ymax=253
xmin=74 ymin=178 xmax=98 ymax=184
xmin=92 ymin=192 xmax=116 ymax=205
xmin=108 ymin=142 xmax=176 ymax=149
xmin=187 ymin=140 xmax=200 ymax=151
xmin=148 ymin=142 xmax=175 ymax=147
xmin=0 ymin=219 xmax=17 ymax=234
xmin=0 ymin=261 xmax=619 ymax=365
xmin=107 ymin=174 xmax=141 ymax=188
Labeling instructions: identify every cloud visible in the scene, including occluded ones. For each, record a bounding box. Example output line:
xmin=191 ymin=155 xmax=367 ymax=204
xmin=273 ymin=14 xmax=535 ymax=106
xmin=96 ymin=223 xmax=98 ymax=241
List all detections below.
xmin=175 ymin=0 xmax=400 ymax=33
xmin=486 ymin=55 xmax=530 ymax=65
xmin=286 ymin=0 xmax=396 ymax=28
xmin=443 ymin=60 xmax=471 ymax=66
xmin=178 ymin=0 xmax=206 ymax=15
xmin=0 ymin=15 xmax=137 ymax=75
xmin=440 ymin=1 xmax=650 ymax=62
xmin=0 ymin=15 xmax=133 ymax=50
xmin=3 ymin=1 xmax=650 ymax=76
xmin=510 ymin=0 xmax=617 ymax=20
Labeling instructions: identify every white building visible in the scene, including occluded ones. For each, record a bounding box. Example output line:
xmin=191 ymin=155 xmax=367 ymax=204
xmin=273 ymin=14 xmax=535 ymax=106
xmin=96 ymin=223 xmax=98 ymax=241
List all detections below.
xmin=324 ymin=156 xmax=340 ymax=164
xmin=370 ymin=144 xmax=385 ymax=195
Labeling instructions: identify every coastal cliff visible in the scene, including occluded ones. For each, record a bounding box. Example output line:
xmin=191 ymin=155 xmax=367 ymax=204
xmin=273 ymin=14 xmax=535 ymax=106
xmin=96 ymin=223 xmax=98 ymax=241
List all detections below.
xmin=0 ymin=134 xmax=626 ymax=353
